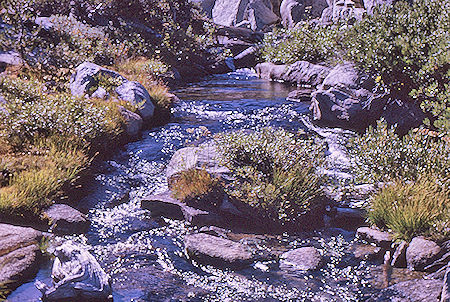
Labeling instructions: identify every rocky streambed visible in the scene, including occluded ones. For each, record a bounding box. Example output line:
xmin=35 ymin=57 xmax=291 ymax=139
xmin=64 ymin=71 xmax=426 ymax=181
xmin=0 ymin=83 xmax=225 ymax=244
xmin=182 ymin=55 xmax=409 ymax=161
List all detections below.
xmin=6 ymin=70 xmax=448 ymax=302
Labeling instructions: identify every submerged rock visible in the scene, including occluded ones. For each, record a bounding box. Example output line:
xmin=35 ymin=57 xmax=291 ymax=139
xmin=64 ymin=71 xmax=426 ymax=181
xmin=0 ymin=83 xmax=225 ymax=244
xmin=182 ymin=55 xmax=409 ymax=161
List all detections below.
xmin=356 ymin=227 xmax=392 ymax=249
xmin=406 ymin=237 xmax=441 ymax=271
xmin=141 ymin=192 xmax=224 ymax=227
xmin=0 ymin=224 xmax=43 ymax=290
xmin=35 ymin=241 xmax=112 ymax=301
xmin=351 ymin=244 xmax=382 ymax=261
xmin=43 ymin=204 xmax=90 ymax=235
xmin=368 ymin=279 xmax=442 ymax=302
xmin=279 ymin=247 xmax=323 ymax=272
xmin=184 ymin=233 xmax=254 ymax=268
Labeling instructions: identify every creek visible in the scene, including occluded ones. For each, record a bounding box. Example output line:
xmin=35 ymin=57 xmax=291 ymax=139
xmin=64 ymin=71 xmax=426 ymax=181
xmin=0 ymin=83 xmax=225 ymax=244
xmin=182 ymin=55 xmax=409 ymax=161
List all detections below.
xmin=8 ymin=69 xmax=402 ymax=302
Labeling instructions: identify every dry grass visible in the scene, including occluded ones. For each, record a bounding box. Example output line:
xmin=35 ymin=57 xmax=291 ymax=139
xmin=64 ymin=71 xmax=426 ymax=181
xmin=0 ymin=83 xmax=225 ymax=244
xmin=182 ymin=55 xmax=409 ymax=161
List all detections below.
xmin=115 ymin=57 xmax=173 ymax=110
xmin=170 ymin=168 xmax=220 ymax=202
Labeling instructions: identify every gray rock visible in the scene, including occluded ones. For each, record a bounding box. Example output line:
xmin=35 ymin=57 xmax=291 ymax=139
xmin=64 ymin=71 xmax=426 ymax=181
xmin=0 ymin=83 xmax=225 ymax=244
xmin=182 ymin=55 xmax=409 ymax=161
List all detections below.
xmin=184 ymin=233 xmax=254 ymax=268
xmin=310 ymin=63 xmax=386 ymax=131
xmin=166 ymin=145 xmax=231 ymax=183
xmin=70 ymin=62 xmax=124 ymax=98
xmin=244 ymin=0 xmax=280 ymax=31
xmin=212 ymin=0 xmax=278 ymax=30
xmin=118 ymin=106 xmax=143 ymax=137
xmin=425 ymin=251 xmax=450 ymax=273
xmin=255 ymin=62 xmax=288 ymax=80
xmin=406 ymin=237 xmax=441 ymax=271
xmin=190 ymin=0 xmax=216 ymax=18
xmin=0 ymin=224 xmax=42 ymax=289
xmin=0 ymin=50 xmax=23 ymax=68
xmin=356 ymin=227 xmax=392 ymax=249
xmin=280 ymin=247 xmax=323 ymax=272
xmin=212 ymin=0 xmax=249 ymax=27
xmin=280 ymin=0 xmax=328 ymax=28
xmin=44 ymin=204 xmax=90 ymax=235
xmin=368 ymin=279 xmax=442 ymax=302
xmin=442 ymin=264 xmax=450 ymax=302
xmin=115 ymin=81 xmax=155 ymax=120
xmin=35 ymin=241 xmax=112 ymax=301
xmin=286 ymin=88 xmax=314 ymax=102
xmin=362 ymin=0 xmax=394 ymax=15
xmin=70 ymin=62 xmax=155 ymax=121
xmin=391 ymin=241 xmax=408 ymax=268
xmin=256 ymin=61 xmax=331 ymax=86
xmin=283 ymin=61 xmax=331 ymax=86
xmin=141 ymin=192 xmax=223 ymax=227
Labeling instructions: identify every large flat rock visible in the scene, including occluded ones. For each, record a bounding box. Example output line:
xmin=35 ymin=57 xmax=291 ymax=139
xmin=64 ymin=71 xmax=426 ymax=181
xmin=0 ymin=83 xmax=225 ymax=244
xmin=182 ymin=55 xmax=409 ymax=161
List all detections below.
xmin=184 ymin=233 xmax=254 ymax=268
xmin=0 ymin=224 xmax=42 ymax=289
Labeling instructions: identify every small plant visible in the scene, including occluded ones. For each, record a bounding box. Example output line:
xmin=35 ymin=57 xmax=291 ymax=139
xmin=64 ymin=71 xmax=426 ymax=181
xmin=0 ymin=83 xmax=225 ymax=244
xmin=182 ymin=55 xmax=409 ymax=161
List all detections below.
xmin=170 ymin=168 xmax=221 ymax=204
xmin=215 ymin=128 xmax=326 ymax=228
xmin=349 ymin=119 xmax=449 ymax=183
xmin=368 ymin=176 xmax=449 ymax=241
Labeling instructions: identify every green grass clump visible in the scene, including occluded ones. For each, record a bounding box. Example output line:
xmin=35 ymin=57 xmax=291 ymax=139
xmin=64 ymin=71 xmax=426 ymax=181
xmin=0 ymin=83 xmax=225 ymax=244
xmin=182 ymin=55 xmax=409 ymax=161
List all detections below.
xmin=368 ymin=177 xmax=449 ymax=241
xmin=349 ymin=120 xmax=449 ymax=184
xmin=215 ymin=128 xmax=326 ymax=228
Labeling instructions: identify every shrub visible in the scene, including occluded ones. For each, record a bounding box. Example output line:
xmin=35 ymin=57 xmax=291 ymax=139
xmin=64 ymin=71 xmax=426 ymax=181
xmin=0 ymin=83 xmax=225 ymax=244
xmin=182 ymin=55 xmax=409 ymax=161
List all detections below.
xmin=215 ymin=128 xmax=326 ymax=227
xmin=368 ymin=177 xmax=449 ymax=241
xmin=349 ymin=120 xmax=449 ymax=183
xmin=170 ymin=168 xmax=221 ymax=203
xmin=344 ymin=0 xmax=450 ymax=131
xmin=261 ymin=23 xmax=344 ymax=65
xmin=0 ymin=77 xmax=125 ymax=150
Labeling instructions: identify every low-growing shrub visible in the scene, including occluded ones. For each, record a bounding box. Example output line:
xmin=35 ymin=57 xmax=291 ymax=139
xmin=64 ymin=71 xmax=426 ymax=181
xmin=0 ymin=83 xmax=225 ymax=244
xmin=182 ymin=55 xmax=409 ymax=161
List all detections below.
xmin=368 ymin=177 xmax=449 ymax=241
xmin=261 ymin=23 xmax=344 ymax=65
xmin=215 ymin=128 xmax=326 ymax=228
xmin=0 ymin=77 xmax=125 ymax=150
xmin=349 ymin=120 xmax=449 ymax=183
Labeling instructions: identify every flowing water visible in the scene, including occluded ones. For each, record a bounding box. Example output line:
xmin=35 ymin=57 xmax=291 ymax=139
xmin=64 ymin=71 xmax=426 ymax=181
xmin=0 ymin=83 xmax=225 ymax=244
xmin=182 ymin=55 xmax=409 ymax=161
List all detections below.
xmin=8 ymin=70 xmax=387 ymax=302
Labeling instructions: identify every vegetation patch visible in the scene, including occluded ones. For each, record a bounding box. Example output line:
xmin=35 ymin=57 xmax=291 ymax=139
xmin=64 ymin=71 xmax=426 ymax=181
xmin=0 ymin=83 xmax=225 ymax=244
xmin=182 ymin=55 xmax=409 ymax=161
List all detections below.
xmin=215 ymin=128 xmax=326 ymax=229
xmin=170 ymin=168 xmax=222 ymax=205
xmin=261 ymin=0 xmax=449 ymax=132
xmin=368 ymin=177 xmax=449 ymax=241
xmin=0 ymin=76 xmax=128 ymax=221
xmin=349 ymin=120 xmax=449 ymax=184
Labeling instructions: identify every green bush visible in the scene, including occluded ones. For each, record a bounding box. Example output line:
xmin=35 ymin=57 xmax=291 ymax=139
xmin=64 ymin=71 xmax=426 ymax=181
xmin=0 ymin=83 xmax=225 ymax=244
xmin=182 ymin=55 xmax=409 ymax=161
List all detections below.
xmin=368 ymin=177 xmax=449 ymax=241
xmin=215 ymin=128 xmax=326 ymax=227
xmin=261 ymin=23 xmax=344 ymax=65
xmin=0 ymin=77 xmax=125 ymax=150
xmin=349 ymin=120 xmax=449 ymax=183
xmin=344 ymin=0 xmax=449 ymax=132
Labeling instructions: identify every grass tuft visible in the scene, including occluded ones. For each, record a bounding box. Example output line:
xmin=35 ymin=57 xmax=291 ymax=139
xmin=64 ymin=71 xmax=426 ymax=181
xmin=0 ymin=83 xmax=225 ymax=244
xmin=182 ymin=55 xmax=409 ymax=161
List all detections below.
xmin=368 ymin=176 xmax=449 ymax=241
